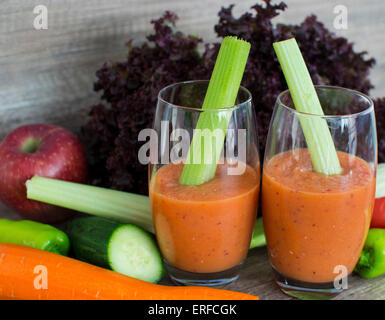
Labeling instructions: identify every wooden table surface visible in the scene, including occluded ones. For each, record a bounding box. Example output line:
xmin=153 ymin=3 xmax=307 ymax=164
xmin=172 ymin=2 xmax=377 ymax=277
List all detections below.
xmin=2 ymin=202 xmax=385 ymax=300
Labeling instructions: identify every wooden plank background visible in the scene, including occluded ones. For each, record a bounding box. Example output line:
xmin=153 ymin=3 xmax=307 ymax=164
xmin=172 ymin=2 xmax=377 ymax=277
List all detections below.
xmin=0 ymin=0 xmax=384 ymax=300
xmin=0 ymin=0 xmax=384 ymax=136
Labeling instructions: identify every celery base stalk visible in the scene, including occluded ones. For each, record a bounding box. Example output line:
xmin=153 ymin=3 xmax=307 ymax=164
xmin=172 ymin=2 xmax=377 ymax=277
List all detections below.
xmin=376 ymin=164 xmax=385 ymax=198
xmin=26 ymin=176 xmax=154 ymax=233
xmin=26 ymin=176 xmax=267 ymax=249
xmin=249 ymin=217 xmax=266 ymax=249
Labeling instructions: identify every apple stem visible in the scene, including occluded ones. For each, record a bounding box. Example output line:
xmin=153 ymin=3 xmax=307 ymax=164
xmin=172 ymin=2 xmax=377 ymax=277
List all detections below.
xmin=21 ymin=138 xmax=40 ymax=153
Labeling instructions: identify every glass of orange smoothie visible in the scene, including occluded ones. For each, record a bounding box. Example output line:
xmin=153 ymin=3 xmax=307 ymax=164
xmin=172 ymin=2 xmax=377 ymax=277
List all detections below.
xmin=149 ymin=80 xmax=260 ymax=286
xmin=262 ymin=86 xmax=377 ymax=299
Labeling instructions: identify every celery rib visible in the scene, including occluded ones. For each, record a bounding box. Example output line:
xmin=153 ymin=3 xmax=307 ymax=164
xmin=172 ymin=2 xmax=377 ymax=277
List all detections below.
xmin=273 ymin=38 xmax=342 ymax=175
xmin=376 ymin=164 xmax=385 ymax=198
xmin=26 ymin=176 xmax=268 ymax=248
xmin=179 ymin=36 xmax=250 ymax=185
xmin=26 ymin=176 xmax=154 ymax=233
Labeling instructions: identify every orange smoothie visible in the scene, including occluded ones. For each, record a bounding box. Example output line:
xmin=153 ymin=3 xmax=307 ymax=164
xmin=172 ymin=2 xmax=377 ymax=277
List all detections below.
xmin=262 ymin=149 xmax=375 ymax=283
xmin=149 ymin=161 xmax=259 ymax=273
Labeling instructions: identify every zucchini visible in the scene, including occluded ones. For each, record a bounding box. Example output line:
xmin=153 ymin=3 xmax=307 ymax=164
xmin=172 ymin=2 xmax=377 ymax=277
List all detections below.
xmin=67 ymin=216 xmax=164 ymax=283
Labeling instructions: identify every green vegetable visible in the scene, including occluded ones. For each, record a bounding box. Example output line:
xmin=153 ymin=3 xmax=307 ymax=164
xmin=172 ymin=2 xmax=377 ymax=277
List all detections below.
xmin=67 ymin=216 xmax=164 ymax=283
xmin=376 ymin=163 xmax=385 ymax=198
xmin=26 ymin=176 xmax=267 ymax=249
xmin=354 ymin=228 xmax=385 ymax=278
xmin=26 ymin=176 xmax=154 ymax=233
xmin=273 ymin=38 xmax=342 ymax=175
xmin=250 ymin=217 xmax=266 ymax=248
xmin=0 ymin=218 xmax=69 ymax=255
xmin=179 ymin=36 xmax=250 ymax=186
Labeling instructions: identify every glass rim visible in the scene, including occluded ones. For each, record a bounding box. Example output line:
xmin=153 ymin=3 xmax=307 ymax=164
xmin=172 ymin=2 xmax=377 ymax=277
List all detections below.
xmin=157 ymin=80 xmax=252 ymax=112
xmin=276 ymin=85 xmax=374 ymax=119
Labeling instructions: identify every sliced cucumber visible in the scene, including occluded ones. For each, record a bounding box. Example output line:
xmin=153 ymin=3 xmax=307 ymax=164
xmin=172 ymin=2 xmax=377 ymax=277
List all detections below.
xmin=108 ymin=224 xmax=164 ymax=283
xmin=67 ymin=216 xmax=164 ymax=283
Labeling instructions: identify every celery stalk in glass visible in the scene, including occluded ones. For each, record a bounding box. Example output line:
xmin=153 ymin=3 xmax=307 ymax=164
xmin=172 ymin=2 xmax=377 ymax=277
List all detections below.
xmin=273 ymin=38 xmax=342 ymax=175
xmin=179 ymin=36 xmax=250 ymax=185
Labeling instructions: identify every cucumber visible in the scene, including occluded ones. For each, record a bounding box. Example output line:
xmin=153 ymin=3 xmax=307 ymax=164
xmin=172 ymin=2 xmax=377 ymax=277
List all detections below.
xmin=67 ymin=216 xmax=164 ymax=283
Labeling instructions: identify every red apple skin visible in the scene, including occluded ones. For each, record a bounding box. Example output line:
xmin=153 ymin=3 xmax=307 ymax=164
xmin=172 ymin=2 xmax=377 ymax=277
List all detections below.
xmin=0 ymin=123 xmax=88 ymax=223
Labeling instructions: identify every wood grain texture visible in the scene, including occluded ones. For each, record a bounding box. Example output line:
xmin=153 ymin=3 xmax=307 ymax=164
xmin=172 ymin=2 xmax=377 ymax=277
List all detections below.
xmin=0 ymin=0 xmax=384 ymax=137
xmin=0 ymin=0 xmax=384 ymax=300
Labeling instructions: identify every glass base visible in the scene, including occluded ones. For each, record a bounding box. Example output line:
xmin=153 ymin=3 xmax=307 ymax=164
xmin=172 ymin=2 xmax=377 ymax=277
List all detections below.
xmin=164 ymin=260 xmax=244 ymax=286
xmin=272 ymin=267 xmax=344 ymax=300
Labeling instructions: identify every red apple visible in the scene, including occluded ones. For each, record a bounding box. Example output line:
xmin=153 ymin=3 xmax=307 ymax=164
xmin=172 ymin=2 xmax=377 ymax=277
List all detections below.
xmin=0 ymin=123 xmax=88 ymax=223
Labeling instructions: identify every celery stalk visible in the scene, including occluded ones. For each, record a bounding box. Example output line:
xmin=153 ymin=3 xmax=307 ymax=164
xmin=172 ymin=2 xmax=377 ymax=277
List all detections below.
xmin=376 ymin=163 xmax=385 ymax=198
xmin=26 ymin=176 xmax=154 ymax=233
xmin=179 ymin=36 xmax=250 ymax=185
xmin=273 ymin=38 xmax=342 ymax=175
xmin=25 ymin=176 xmax=268 ymax=248
xmin=249 ymin=217 xmax=266 ymax=248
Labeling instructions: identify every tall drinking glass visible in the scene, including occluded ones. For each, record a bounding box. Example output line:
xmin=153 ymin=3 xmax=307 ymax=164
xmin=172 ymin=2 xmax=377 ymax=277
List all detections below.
xmin=149 ymin=80 xmax=260 ymax=286
xmin=262 ymin=85 xmax=377 ymax=299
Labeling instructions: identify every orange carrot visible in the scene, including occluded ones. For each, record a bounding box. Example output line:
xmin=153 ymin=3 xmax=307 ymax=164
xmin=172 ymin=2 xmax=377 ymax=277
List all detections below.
xmin=0 ymin=244 xmax=258 ymax=300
